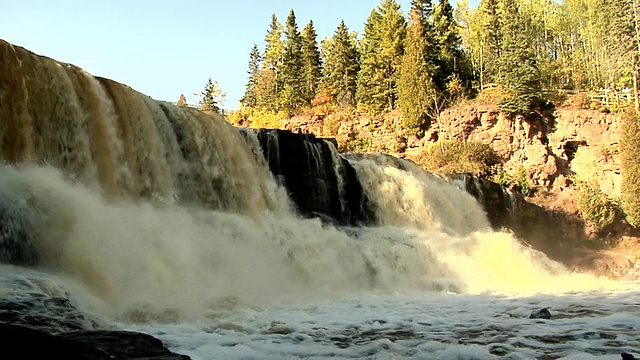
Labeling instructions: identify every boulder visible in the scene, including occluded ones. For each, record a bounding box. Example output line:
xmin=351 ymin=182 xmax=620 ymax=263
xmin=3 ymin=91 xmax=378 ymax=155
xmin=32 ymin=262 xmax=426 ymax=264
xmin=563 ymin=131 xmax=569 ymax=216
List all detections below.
xmin=0 ymin=276 xmax=188 ymax=359
xmin=529 ymin=308 xmax=551 ymax=319
xmin=0 ymin=322 xmax=189 ymax=360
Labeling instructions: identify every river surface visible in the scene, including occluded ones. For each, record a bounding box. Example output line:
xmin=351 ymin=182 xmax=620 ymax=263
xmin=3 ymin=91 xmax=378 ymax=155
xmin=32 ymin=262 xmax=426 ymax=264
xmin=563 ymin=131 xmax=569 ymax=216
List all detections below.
xmin=124 ymin=284 xmax=640 ymax=359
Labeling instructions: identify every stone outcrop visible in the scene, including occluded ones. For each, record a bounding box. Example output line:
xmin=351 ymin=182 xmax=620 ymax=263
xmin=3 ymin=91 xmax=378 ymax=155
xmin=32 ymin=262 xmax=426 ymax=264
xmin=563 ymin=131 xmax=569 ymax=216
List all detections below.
xmin=270 ymin=104 xmax=640 ymax=277
xmin=0 ymin=276 xmax=188 ymax=359
xmin=279 ymin=104 xmax=624 ymax=208
xmin=435 ymin=104 xmax=623 ymax=202
xmin=459 ymin=173 xmax=639 ymax=277
xmin=240 ymin=128 xmax=375 ymax=226
xmin=0 ymin=323 xmax=189 ymax=360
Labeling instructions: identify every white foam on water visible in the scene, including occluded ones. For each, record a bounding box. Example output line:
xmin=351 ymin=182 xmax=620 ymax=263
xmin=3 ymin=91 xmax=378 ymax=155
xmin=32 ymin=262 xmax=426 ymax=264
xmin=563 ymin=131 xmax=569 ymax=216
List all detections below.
xmin=1 ymin=164 xmax=638 ymax=359
xmin=129 ymin=289 xmax=639 ymax=359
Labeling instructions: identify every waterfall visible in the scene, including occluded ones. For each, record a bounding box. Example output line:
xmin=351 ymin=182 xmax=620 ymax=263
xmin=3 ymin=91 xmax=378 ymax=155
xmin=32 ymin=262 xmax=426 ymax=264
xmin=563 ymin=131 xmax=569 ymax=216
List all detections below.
xmin=0 ymin=40 xmax=288 ymax=216
xmin=0 ymin=40 xmax=613 ymax=323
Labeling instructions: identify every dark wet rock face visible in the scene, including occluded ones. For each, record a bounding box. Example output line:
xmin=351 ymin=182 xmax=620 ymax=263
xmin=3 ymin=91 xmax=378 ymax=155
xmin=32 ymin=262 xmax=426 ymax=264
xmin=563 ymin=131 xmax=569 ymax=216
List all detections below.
xmin=0 ymin=323 xmax=189 ymax=360
xmin=0 ymin=277 xmax=103 ymax=333
xmin=0 ymin=276 xmax=189 ymax=359
xmin=245 ymin=129 xmax=374 ymax=226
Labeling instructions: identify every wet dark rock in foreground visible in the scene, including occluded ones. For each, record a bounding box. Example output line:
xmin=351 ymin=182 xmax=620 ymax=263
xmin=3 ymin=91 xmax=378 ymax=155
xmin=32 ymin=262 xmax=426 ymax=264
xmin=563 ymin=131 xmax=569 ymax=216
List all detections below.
xmin=0 ymin=276 xmax=189 ymax=359
xmin=0 ymin=322 xmax=189 ymax=359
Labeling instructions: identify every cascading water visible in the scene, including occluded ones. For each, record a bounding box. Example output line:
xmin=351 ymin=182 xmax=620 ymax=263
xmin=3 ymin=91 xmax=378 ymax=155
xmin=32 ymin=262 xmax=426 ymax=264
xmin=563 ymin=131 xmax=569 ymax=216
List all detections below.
xmin=1 ymin=39 xmax=638 ymax=359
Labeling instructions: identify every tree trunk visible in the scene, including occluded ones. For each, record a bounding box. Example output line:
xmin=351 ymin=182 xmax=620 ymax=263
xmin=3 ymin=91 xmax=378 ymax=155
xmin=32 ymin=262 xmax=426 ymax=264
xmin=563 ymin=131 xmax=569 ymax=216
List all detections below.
xmin=480 ymin=41 xmax=485 ymax=91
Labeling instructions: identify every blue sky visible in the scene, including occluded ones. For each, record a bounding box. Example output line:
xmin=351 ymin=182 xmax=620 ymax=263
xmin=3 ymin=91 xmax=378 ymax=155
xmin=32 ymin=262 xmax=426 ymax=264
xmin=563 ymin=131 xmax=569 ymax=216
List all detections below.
xmin=2 ymin=0 xmax=477 ymax=110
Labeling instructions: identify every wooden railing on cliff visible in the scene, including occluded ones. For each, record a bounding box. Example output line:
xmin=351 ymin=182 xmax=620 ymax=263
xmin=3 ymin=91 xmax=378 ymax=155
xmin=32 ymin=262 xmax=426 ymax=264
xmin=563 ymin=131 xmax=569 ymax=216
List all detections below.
xmin=588 ymin=89 xmax=634 ymax=108
xmin=483 ymin=83 xmax=637 ymax=109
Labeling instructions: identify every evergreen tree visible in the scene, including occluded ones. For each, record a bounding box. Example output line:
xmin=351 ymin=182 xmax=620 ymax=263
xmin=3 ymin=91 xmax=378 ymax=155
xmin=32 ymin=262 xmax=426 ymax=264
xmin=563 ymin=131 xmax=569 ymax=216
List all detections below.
xmin=621 ymin=109 xmax=640 ymax=227
xmin=410 ymin=0 xmax=439 ymax=69
xmin=254 ymin=68 xmax=279 ymax=110
xmin=495 ymin=0 xmax=541 ymax=115
xmin=301 ymin=20 xmax=323 ymax=105
xmin=432 ymin=0 xmax=469 ymax=94
xmin=357 ymin=0 xmax=406 ymax=112
xmin=262 ymin=14 xmax=285 ymax=111
xmin=281 ymin=9 xmax=305 ymax=111
xmin=377 ymin=0 xmax=406 ymax=110
xmin=357 ymin=9 xmax=384 ymax=111
xmin=609 ymin=0 xmax=640 ymax=107
xmin=242 ymin=44 xmax=262 ymax=108
xmin=474 ymin=0 xmax=502 ymax=88
xmin=323 ymin=20 xmax=360 ymax=106
xmin=199 ymin=78 xmax=225 ymax=113
xmin=411 ymin=0 xmax=434 ymax=22
xmin=398 ymin=3 xmax=440 ymax=135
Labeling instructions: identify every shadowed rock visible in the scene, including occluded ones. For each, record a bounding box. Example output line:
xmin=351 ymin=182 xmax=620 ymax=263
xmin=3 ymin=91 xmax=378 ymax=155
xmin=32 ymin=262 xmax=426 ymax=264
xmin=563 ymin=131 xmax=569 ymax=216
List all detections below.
xmin=0 ymin=322 xmax=189 ymax=359
xmin=0 ymin=278 xmax=189 ymax=359
xmin=529 ymin=308 xmax=552 ymax=319
xmin=242 ymin=129 xmax=375 ymax=226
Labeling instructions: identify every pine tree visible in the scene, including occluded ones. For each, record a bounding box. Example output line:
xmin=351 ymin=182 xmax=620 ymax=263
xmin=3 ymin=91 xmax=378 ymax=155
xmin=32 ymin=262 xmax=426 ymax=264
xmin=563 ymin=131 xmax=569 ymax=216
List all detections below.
xmin=609 ymin=0 xmax=640 ymax=107
xmin=262 ymin=14 xmax=284 ymax=111
xmin=475 ymin=0 xmax=502 ymax=88
xmin=495 ymin=0 xmax=541 ymax=115
xmin=397 ymin=3 xmax=440 ymax=135
xmin=621 ymin=109 xmax=640 ymax=227
xmin=411 ymin=0 xmax=433 ymax=22
xmin=357 ymin=0 xmax=406 ymax=112
xmin=378 ymin=0 xmax=406 ymax=110
xmin=199 ymin=78 xmax=225 ymax=113
xmin=357 ymin=9 xmax=384 ymax=111
xmin=323 ymin=20 xmax=360 ymax=106
xmin=242 ymin=44 xmax=262 ymax=108
xmin=301 ymin=20 xmax=323 ymax=106
xmin=281 ymin=9 xmax=305 ymax=111
xmin=254 ymin=67 xmax=279 ymax=110
xmin=432 ymin=0 xmax=468 ymax=95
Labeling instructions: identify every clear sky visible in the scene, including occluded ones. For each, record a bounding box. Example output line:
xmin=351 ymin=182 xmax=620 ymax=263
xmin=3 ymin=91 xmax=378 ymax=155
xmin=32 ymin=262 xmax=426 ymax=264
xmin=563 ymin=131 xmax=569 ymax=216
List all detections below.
xmin=1 ymin=0 xmax=477 ymax=110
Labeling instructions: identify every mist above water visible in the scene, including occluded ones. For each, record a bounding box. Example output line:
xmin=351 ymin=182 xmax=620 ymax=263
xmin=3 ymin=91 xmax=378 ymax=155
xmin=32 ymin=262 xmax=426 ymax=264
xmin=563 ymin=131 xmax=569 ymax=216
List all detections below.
xmin=0 ymin=161 xmax=616 ymax=325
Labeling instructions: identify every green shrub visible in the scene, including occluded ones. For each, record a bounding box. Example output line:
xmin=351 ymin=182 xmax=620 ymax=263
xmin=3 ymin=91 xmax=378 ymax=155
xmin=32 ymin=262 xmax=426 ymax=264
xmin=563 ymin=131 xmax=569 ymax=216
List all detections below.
xmin=491 ymin=165 xmax=511 ymax=187
xmin=420 ymin=140 xmax=500 ymax=175
xmin=322 ymin=115 xmax=341 ymax=137
xmin=565 ymin=92 xmax=591 ymax=109
xmin=514 ymin=165 xmax=533 ymax=196
xmin=243 ymin=108 xmax=288 ymax=129
xmin=342 ymin=130 xmax=371 ymax=153
xmin=577 ymin=182 xmax=616 ymax=231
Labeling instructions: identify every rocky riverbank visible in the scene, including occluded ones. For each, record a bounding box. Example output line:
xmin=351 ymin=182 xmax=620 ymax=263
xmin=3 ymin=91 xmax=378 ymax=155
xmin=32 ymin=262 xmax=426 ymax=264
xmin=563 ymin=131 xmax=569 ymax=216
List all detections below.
xmin=243 ymin=103 xmax=640 ymax=278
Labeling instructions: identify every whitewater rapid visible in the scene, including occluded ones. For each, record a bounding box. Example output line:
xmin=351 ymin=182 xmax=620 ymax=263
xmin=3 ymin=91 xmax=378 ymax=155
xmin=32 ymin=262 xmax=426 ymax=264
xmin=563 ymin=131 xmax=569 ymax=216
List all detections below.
xmin=1 ymin=161 xmax=637 ymax=359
